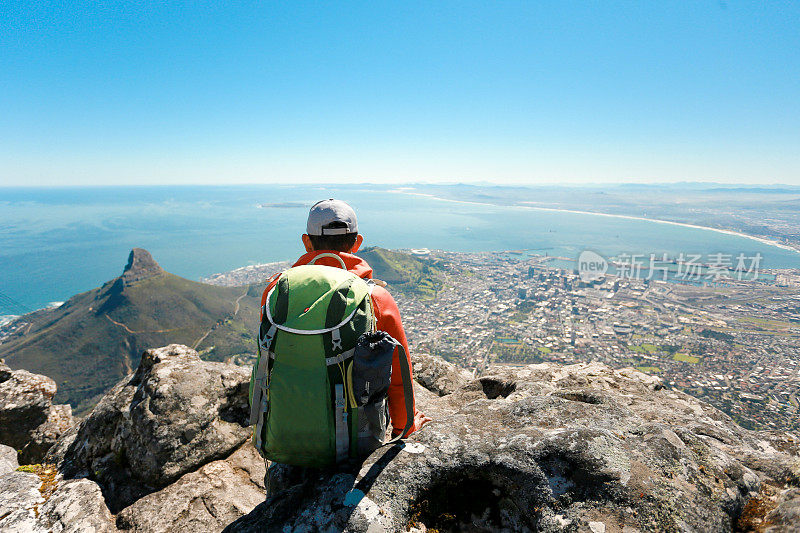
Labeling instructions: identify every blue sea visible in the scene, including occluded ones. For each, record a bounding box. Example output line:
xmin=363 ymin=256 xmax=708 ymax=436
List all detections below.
xmin=1 ymin=185 xmax=798 ymax=312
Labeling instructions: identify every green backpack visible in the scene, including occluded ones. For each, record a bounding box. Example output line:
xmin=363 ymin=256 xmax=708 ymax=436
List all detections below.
xmin=249 ymin=254 xmax=414 ymax=467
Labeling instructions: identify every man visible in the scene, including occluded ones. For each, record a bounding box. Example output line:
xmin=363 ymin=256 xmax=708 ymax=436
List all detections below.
xmin=261 ymin=199 xmax=430 ymax=493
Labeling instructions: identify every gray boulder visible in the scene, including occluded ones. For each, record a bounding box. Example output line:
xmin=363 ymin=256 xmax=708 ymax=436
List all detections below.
xmin=410 ymin=351 xmax=472 ymax=396
xmin=0 ymin=443 xmax=18 ymax=476
xmin=225 ymin=357 xmax=800 ymax=533
xmin=0 ymin=471 xmax=44 ymax=530
xmin=0 ymin=469 xmax=116 ymax=533
xmin=116 ymin=443 xmax=267 ymax=533
xmin=37 ymin=478 xmax=117 ymax=532
xmin=55 ymin=344 xmax=251 ymax=512
xmin=0 ymin=358 xmax=75 ymax=464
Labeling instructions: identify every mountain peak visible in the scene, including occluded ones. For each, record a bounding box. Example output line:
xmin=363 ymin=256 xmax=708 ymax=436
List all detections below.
xmin=122 ymin=248 xmax=164 ymax=285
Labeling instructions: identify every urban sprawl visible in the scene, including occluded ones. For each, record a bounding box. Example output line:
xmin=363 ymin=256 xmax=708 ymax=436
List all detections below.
xmin=393 ymin=250 xmax=800 ymax=432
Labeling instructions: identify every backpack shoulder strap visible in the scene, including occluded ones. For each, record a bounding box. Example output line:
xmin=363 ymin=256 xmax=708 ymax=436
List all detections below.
xmin=260 ymin=272 xmax=283 ymax=320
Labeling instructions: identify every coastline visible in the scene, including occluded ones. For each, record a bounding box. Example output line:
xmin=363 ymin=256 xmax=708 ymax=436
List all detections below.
xmin=200 ymin=260 xmax=292 ymax=287
xmin=387 ymin=189 xmax=800 ymax=257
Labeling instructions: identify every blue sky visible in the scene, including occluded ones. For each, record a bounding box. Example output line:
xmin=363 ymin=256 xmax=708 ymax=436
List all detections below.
xmin=1 ymin=1 xmax=798 ymax=186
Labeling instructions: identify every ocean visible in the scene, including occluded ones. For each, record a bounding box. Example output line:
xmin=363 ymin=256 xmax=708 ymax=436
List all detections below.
xmin=1 ymin=184 xmax=798 ymax=312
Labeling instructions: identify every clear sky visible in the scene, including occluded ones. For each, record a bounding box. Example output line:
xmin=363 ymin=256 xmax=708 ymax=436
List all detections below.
xmin=1 ymin=1 xmax=798 ymax=186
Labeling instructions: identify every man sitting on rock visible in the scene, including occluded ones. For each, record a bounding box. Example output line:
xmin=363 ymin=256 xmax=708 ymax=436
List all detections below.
xmin=259 ymin=198 xmax=431 ymax=494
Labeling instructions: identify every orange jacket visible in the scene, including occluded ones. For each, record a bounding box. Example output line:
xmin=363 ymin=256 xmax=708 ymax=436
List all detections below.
xmin=260 ymin=250 xmax=421 ymax=437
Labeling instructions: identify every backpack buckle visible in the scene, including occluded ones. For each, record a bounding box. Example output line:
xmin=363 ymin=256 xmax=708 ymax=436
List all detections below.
xmin=260 ymin=324 xmax=277 ymax=351
xmin=331 ymin=327 xmax=343 ymax=351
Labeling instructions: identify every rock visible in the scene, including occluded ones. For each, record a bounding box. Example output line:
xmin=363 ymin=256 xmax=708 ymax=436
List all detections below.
xmin=0 ymin=359 xmax=75 ymax=464
xmin=410 ymin=351 xmax=472 ymax=396
xmin=225 ymin=356 xmax=800 ymax=532
xmin=0 ymin=471 xmax=44 ymax=530
xmin=23 ymin=404 xmax=76 ymax=466
xmin=57 ymin=344 xmax=251 ymax=512
xmin=0 ymin=470 xmax=116 ymax=533
xmin=43 ymin=423 xmax=79 ymax=467
xmin=764 ymin=488 xmax=800 ymax=533
xmin=116 ymin=443 xmax=266 ymax=533
xmin=0 ymin=443 xmax=19 ymax=476
xmin=37 ymin=478 xmax=117 ymax=533
xmin=122 ymin=248 xmax=165 ymax=286
xmin=0 ymin=358 xmax=12 ymax=382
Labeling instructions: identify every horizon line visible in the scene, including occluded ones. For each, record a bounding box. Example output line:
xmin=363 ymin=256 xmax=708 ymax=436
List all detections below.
xmin=2 ymin=180 xmax=800 ymax=190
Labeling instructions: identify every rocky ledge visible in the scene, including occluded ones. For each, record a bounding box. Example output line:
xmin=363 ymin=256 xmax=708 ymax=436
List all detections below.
xmin=0 ymin=358 xmax=75 ymax=464
xmin=0 ymin=344 xmax=265 ymax=533
xmin=0 ymin=345 xmax=797 ymax=532
xmin=228 ymin=360 xmax=799 ymax=532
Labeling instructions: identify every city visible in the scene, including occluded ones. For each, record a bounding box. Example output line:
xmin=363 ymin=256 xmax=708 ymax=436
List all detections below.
xmin=391 ymin=250 xmax=800 ymax=432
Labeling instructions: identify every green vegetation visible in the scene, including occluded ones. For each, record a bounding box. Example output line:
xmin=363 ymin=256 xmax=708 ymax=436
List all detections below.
xmin=629 ymin=343 xmax=681 ymax=356
xmin=629 ymin=344 xmax=659 ymax=354
xmin=508 ymin=310 xmax=529 ymax=323
xmin=699 ymin=328 xmax=734 ymax=342
xmin=358 ymin=247 xmax=444 ymax=299
xmin=738 ymin=316 xmax=793 ymax=329
xmin=673 ymin=352 xmax=700 ymax=364
xmin=430 ymin=348 xmax=462 ymax=364
xmin=491 ymin=342 xmax=545 ymax=364
xmin=636 ymin=366 xmax=662 ymax=373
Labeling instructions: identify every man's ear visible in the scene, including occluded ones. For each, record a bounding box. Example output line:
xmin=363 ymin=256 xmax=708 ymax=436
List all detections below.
xmin=350 ymin=234 xmax=364 ymax=253
xmin=302 ymin=234 xmax=314 ymax=252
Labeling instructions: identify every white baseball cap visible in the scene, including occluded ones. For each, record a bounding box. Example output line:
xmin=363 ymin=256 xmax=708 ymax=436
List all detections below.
xmin=306 ymin=199 xmax=358 ymax=236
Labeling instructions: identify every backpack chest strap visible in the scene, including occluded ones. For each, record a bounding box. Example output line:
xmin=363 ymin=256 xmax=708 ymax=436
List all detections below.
xmin=325 ymin=348 xmax=355 ymax=366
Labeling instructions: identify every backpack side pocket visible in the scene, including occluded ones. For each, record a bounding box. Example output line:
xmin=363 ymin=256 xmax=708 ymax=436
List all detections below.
xmin=352 ymin=331 xmax=396 ymax=407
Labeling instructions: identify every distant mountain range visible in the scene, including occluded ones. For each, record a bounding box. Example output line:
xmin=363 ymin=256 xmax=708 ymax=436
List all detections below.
xmin=0 ymin=247 xmax=442 ymax=414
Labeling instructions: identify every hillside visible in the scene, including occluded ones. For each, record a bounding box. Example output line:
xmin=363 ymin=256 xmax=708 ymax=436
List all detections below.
xmin=201 ymin=248 xmax=444 ymax=299
xmin=0 ymin=249 xmax=262 ymax=413
xmin=358 ymin=247 xmax=444 ymax=299
xmin=0 ymin=247 xmax=442 ymax=413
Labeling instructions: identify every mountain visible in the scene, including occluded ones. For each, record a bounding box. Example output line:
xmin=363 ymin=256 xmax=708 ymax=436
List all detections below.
xmin=0 ymin=246 xmax=443 ymax=413
xmin=358 ymin=247 xmax=443 ymax=299
xmin=0 ymin=249 xmax=262 ymax=413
